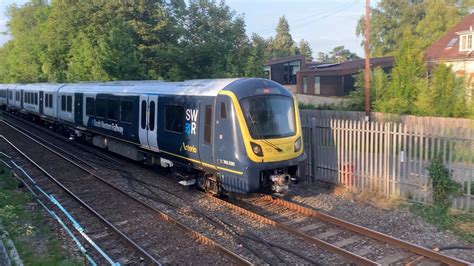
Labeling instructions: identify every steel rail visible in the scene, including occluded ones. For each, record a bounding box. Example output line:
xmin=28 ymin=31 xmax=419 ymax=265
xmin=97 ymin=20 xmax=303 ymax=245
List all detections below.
xmin=2 ymin=113 xmax=99 ymax=170
xmin=0 ymin=121 xmax=251 ymax=265
xmin=207 ymin=196 xmax=379 ymax=266
xmin=0 ymin=134 xmax=161 ymax=265
xmin=260 ymin=195 xmax=472 ymax=266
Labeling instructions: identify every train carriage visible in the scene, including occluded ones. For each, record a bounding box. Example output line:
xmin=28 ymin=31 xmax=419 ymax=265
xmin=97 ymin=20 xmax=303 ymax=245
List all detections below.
xmin=3 ymin=78 xmax=305 ymax=194
xmin=5 ymin=84 xmax=22 ymax=110
xmin=0 ymin=84 xmax=13 ymax=109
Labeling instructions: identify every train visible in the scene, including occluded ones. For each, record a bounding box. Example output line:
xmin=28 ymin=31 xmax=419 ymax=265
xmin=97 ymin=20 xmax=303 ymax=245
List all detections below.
xmin=0 ymin=78 xmax=305 ymax=195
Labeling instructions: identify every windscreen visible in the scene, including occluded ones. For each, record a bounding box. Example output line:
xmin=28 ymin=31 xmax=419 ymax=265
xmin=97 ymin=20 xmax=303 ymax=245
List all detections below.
xmin=240 ymin=95 xmax=295 ymax=139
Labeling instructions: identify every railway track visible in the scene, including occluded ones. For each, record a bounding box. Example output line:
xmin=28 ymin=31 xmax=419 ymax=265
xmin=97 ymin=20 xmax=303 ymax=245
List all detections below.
xmin=3 ymin=112 xmax=329 ymax=265
xmin=0 ymin=119 xmax=250 ymax=265
xmin=2 ymin=112 xmax=472 ymax=265
xmin=211 ymin=195 xmax=472 ymax=266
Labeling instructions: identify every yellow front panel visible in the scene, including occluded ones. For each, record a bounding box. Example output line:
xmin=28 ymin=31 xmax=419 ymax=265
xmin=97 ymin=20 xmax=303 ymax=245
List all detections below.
xmin=219 ymin=91 xmax=304 ymax=163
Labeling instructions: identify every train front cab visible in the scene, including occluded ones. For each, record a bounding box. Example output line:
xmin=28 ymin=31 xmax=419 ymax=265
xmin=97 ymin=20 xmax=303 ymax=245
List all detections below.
xmin=213 ymin=79 xmax=305 ymax=194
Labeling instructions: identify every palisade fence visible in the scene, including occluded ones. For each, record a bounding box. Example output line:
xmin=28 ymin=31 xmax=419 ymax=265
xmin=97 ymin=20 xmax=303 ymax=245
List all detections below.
xmin=300 ymin=110 xmax=474 ymax=212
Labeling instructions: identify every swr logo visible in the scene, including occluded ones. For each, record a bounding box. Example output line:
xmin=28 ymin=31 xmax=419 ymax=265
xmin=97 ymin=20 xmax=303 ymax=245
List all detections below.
xmin=185 ymin=109 xmax=198 ymax=135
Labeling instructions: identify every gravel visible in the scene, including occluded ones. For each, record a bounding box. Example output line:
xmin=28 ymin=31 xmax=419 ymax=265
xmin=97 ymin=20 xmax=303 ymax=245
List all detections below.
xmin=287 ymin=183 xmax=474 ymax=263
xmin=4 ymin=115 xmax=473 ymax=264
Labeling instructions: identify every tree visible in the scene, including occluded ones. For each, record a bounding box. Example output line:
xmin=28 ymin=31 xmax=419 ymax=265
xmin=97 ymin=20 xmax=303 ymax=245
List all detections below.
xmin=245 ymin=34 xmax=270 ymax=77
xmin=298 ymin=39 xmax=313 ymax=61
xmin=0 ymin=0 xmax=50 ymax=83
xmin=375 ymin=28 xmax=426 ymax=114
xmin=167 ymin=0 xmax=250 ymax=80
xmin=356 ymin=0 xmax=470 ymax=56
xmin=98 ymin=20 xmax=144 ymax=80
xmin=349 ymin=67 xmax=390 ymax=111
xmin=416 ymin=63 xmax=468 ymax=117
xmin=316 ymin=46 xmax=360 ymax=63
xmin=67 ymin=32 xmax=108 ymax=82
xmin=316 ymin=52 xmax=330 ymax=63
xmin=272 ymin=16 xmax=297 ymax=57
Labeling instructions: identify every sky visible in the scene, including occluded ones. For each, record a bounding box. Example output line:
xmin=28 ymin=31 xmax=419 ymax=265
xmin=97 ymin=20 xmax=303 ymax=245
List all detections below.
xmin=0 ymin=0 xmax=380 ymax=58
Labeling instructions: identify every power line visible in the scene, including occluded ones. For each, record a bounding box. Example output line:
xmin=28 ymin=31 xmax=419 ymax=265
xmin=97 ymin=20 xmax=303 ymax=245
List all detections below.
xmin=256 ymin=0 xmax=361 ymax=35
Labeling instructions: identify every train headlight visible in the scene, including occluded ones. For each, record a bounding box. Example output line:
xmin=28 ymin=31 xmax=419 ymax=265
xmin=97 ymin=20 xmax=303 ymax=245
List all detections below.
xmin=294 ymin=137 xmax=302 ymax=152
xmin=250 ymin=142 xmax=263 ymax=157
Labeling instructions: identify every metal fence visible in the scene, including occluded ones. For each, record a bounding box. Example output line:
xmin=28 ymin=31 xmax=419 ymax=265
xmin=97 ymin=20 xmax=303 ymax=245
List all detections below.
xmin=300 ymin=110 xmax=474 ymax=212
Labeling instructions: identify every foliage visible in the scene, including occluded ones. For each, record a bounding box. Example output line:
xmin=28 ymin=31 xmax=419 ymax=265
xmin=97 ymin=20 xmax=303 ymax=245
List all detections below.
xmin=0 ymin=167 xmax=82 ymax=264
xmin=0 ymin=0 xmax=50 ymax=83
xmin=317 ymin=45 xmax=360 ymax=63
xmin=426 ymin=155 xmax=462 ymax=210
xmin=409 ymin=156 xmax=472 ymax=243
xmin=410 ymin=203 xmax=474 ymax=243
xmin=374 ymin=28 xmax=426 ymax=114
xmin=416 ymin=63 xmax=468 ymax=117
xmin=298 ymin=39 xmax=313 ymax=61
xmin=348 ymin=67 xmax=389 ymax=111
xmin=272 ymin=16 xmax=298 ymax=58
xmin=0 ymin=1 xmax=316 ymax=83
xmin=356 ymin=0 xmax=470 ymax=57
xmin=0 ymin=0 xmax=251 ymax=82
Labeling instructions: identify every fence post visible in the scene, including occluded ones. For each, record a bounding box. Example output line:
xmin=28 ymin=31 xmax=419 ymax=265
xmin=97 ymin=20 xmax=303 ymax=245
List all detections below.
xmin=385 ymin=122 xmax=391 ymax=198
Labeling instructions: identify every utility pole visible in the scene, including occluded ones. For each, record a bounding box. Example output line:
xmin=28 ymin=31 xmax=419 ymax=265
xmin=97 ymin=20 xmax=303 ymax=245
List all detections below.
xmin=364 ymin=0 xmax=371 ymax=121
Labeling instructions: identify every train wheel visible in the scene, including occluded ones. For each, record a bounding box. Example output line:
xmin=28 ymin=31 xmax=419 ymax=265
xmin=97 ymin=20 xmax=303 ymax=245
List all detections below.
xmin=197 ymin=172 xmax=222 ymax=196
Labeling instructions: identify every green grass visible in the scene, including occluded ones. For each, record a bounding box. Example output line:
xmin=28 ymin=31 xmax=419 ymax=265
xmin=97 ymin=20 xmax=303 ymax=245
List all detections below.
xmin=410 ymin=203 xmax=474 ymax=243
xmin=0 ymin=166 xmax=82 ymax=265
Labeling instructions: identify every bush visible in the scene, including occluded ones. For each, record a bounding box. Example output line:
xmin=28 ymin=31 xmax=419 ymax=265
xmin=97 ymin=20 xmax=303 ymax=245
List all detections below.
xmin=426 ymin=155 xmax=462 ymax=211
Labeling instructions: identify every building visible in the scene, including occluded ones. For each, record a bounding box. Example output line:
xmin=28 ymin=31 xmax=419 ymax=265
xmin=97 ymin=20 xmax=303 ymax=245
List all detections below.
xmin=296 ymin=57 xmax=393 ymax=97
xmin=264 ymin=55 xmax=313 ymax=93
xmin=425 ymin=12 xmax=474 ymax=97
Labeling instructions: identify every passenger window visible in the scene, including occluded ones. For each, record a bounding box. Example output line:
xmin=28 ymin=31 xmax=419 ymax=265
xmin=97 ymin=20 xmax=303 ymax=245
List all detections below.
xmin=49 ymin=94 xmax=53 ymax=108
xmin=220 ymin=102 xmax=227 ymax=119
xmin=45 ymin=94 xmax=48 ymax=107
xmin=61 ymin=95 xmax=66 ymax=111
xmin=15 ymin=92 xmax=19 ymax=101
xmin=141 ymin=100 xmax=147 ymax=129
xmin=86 ymin=97 xmax=95 ymax=116
xmin=96 ymin=98 xmax=107 ymax=118
xmin=35 ymin=93 xmax=38 ymax=105
xmin=121 ymin=101 xmax=133 ymax=123
xmin=165 ymin=105 xmax=184 ymax=133
xmin=107 ymin=99 xmax=120 ymax=120
xmin=66 ymin=96 xmax=73 ymax=112
xmin=204 ymin=105 xmax=212 ymax=144
xmin=149 ymin=101 xmax=155 ymax=131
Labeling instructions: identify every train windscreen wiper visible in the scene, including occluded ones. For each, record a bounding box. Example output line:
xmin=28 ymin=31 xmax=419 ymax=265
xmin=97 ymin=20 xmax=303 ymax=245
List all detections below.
xmin=246 ymin=111 xmax=283 ymax=153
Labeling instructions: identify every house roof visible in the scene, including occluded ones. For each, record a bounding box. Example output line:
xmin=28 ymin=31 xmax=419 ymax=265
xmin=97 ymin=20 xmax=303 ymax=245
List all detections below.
xmin=425 ymin=13 xmax=474 ymax=61
xmin=298 ymin=56 xmax=394 ymax=76
xmin=266 ymin=55 xmax=308 ymax=66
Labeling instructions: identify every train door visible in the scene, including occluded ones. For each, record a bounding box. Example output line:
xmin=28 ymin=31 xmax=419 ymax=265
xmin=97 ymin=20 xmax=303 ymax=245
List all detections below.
xmin=20 ymin=89 xmax=24 ymax=109
xmin=214 ymin=95 xmax=237 ymax=170
xmin=198 ymin=101 xmax=214 ymax=165
xmin=139 ymin=94 xmax=159 ymax=151
xmin=74 ymin=93 xmax=83 ymax=125
xmin=39 ymin=91 xmax=44 ymax=115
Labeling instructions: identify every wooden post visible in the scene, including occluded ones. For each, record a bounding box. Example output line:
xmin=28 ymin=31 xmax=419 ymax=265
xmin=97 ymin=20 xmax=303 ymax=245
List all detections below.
xmin=364 ymin=0 xmax=371 ymax=119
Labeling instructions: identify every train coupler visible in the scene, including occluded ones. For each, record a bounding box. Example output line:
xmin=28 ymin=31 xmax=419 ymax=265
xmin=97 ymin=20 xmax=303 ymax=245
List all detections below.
xmin=270 ymin=174 xmax=290 ymax=193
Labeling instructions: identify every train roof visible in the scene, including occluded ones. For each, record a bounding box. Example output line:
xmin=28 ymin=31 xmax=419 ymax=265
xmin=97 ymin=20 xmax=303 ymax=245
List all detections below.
xmin=17 ymin=83 xmax=66 ymax=92
xmin=57 ymin=79 xmax=240 ymax=96
xmin=0 ymin=78 xmax=294 ymax=99
xmin=0 ymin=84 xmax=20 ymax=90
